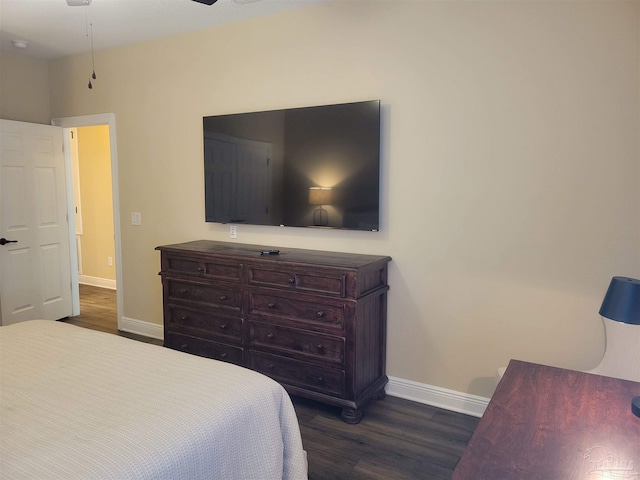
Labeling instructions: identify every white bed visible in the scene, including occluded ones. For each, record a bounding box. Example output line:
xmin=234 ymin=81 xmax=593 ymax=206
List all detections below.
xmin=0 ymin=320 xmax=308 ymax=480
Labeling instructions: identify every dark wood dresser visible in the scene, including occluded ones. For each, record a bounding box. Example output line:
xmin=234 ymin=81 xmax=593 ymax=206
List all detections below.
xmin=156 ymin=240 xmax=391 ymax=423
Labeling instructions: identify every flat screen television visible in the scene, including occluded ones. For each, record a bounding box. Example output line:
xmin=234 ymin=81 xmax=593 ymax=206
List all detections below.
xmin=203 ymin=100 xmax=381 ymax=231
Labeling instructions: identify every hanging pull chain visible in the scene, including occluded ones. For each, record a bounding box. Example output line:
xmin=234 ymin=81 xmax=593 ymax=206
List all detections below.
xmin=90 ymin=22 xmax=96 ymax=80
xmin=86 ymin=6 xmax=96 ymax=89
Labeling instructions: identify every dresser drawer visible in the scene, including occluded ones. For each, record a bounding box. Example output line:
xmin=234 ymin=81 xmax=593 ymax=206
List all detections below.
xmin=166 ymin=279 xmax=241 ymax=311
xmin=248 ymin=266 xmax=346 ymax=297
xmin=249 ymin=321 xmax=344 ymax=365
xmin=165 ymin=332 xmax=243 ymax=365
xmin=249 ymin=289 xmax=345 ymax=330
xmin=164 ymin=254 xmax=242 ymax=282
xmin=167 ymin=306 xmax=242 ymax=342
xmin=249 ymin=351 xmax=345 ymax=397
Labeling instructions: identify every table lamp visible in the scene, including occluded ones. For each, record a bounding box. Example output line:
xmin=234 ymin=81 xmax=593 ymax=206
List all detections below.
xmin=599 ymin=276 xmax=640 ymax=418
xmin=309 ymin=187 xmax=333 ymax=226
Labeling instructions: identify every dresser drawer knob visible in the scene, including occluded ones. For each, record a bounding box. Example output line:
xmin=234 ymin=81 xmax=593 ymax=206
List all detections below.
xmin=180 ymin=288 xmax=188 ymax=294
xmin=288 ymin=277 xmax=295 ymax=284
xmin=316 ymin=344 xmax=324 ymax=351
xmin=220 ymin=323 xmax=228 ymax=330
xmin=219 ymin=295 xmax=227 ymax=301
xmin=267 ymin=363 xmax=274 ymax=370
xmin=197 ymin=266 xmax=204 ymax=272
xmin=180 ymin=343 xmax=188 ymax=349
xmin=220 ymin=352 xmax=228 ymax=359
xmin=266 ymin=333 xmax=274 ymax=340
xmin=316 ymin=311 xmax=325 ymax=318
xmin=180 ymin=315 xmax=188 ymax=322
xmin=268 ymin=302 xmax=276 ymax=309
xmin=316 ymin=376 xmax=324 ymax=383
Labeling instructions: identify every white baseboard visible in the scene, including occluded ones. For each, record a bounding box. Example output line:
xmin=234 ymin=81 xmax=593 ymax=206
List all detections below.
xmin=386 ymin=375 xmax=489 ymax=418
xmin=79 ymin=275 xmax=116 ymax=290
xmin=113 ymin=316 xmax=489 ymax=417
xmin=119 ymin=316 xmax=164 ymax=340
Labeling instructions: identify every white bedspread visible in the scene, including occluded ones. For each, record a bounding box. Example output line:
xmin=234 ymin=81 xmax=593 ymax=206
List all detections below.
xmin=0 ymin=320 xmax=308 ymax=480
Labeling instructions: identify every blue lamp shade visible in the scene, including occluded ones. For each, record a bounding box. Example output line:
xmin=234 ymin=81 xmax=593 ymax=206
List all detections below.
xmin=599 ymin=277 xmax=640 ymax=325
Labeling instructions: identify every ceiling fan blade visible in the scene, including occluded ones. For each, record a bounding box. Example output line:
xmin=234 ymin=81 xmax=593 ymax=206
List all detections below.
xmin=192 ymin=0 xmax=218 ymax=4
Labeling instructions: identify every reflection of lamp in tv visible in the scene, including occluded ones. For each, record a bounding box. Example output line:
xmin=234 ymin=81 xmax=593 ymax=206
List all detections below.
xmin=309 ymin=187 xmax=333 ymax=226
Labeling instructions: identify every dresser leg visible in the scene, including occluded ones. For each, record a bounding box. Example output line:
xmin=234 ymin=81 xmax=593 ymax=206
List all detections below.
xmin=341 ymin=407 xmax=363 ymax=424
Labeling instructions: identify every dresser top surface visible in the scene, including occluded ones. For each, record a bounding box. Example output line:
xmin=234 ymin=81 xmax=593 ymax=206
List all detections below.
xmin=156 ymin=240 xmax=391 ymax=269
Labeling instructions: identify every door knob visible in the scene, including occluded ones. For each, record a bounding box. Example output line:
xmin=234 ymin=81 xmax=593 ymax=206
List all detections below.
xmin=0 ymin=238 xmax=17 ymax=246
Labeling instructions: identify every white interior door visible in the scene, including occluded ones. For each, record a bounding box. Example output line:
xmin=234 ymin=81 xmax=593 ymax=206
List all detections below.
xmin=0 ymin=119 xmax=72 ymax=325
xmin=69 ymin=128 xmax=83 ymax=275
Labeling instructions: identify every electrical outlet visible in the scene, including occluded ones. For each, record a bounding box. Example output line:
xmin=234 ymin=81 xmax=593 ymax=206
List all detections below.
xmin=230 ymin=225 xmax=237 ymax=239
xmin=108 ymin=256 xmax=113 ymax=266
xmin=131 ymin=212 xmax=142 ymax=226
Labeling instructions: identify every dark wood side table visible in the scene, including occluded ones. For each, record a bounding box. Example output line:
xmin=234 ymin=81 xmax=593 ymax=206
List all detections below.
xmin=453 ymin=359 xmax=640 ymax=480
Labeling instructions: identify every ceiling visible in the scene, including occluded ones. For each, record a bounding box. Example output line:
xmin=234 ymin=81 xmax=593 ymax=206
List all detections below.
xmin=0 ymin=0 xmax=317 ymax=60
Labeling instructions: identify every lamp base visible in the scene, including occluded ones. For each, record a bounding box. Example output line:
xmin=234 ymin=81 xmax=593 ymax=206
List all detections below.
xmin=313 ymin=207 xmax=328 ymax=226
xmin=633 ymin=396 xmax=640 ymax=418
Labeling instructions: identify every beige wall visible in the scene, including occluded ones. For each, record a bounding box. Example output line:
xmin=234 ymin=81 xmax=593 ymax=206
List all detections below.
xmin=45 ymin=1 xmax=639 ymax=397
xmin=77 ymin=125 xmax=116 ymax=282
xmin=0 ymin=52 xmax=51 ymax=124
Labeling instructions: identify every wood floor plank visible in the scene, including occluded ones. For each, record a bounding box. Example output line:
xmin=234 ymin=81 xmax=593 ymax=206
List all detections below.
xmin=304 ymin=408 xmax=462 ymax=471
xmin=63 ymin=285 xmax=162 ymax=345
xmin=66 ymin=285 xmax=480 ymax=479
xmin=353 ymin=459 xmax=424 ymax=480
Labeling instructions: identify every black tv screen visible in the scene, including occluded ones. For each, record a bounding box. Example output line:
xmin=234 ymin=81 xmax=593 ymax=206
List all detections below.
xmin=203 ymin=100 xmax=381 ymax=231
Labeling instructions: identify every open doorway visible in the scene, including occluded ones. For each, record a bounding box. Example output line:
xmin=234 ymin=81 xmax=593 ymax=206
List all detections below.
xmin=71 ymin=126 xmax=115 ymax=289
xmin=52 ymin=113 xmax=123 ymax=330
xmin=69 ymin=125 xmax=117 ymax=332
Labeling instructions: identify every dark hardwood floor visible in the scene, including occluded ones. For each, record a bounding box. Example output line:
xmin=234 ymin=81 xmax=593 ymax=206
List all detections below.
xmin=63 ymin=284 xmax=162 ymax=345
xmin=294 ymin=395 xmax=478 ymax=480
xmin=63 ymin=284 xmax=479 ymax=479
